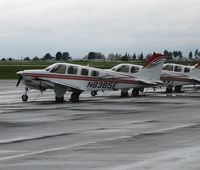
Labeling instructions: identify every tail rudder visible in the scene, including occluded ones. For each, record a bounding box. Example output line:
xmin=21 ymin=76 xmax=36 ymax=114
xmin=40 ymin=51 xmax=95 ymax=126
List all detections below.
xmin=194 ymin=61 xmax=200 ymax=69
xmin=190 ymin=61 xmax=200 ymax=80
xmin=136 ymin=53 xmax=166 ymax=81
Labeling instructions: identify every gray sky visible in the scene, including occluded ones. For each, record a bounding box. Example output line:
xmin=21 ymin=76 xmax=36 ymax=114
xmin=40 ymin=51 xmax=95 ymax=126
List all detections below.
xmin=0 ymin=0 xmax=200 ymax=59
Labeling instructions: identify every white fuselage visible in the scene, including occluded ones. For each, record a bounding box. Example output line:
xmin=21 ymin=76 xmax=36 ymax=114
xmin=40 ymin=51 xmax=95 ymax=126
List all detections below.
xmin=112 ymin=63 xmax=199 ymax=87
xmin=161 ymin=63 xmax=196 ymax=87
xmin=19 ymin=63 xmax=154 ymax=92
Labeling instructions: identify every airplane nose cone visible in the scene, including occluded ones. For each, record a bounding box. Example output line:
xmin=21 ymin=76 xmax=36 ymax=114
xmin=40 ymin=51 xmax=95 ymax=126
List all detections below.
xmin=16 ymin=71 xmax=23 ymax=75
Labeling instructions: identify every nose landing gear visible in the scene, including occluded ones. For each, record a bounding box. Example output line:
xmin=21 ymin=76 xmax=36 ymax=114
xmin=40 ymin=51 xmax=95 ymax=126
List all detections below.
xmin=22 ymin=87 xmax=28 ymax=102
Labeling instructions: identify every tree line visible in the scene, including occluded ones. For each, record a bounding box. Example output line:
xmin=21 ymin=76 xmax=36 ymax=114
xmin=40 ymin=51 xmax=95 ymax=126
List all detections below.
xmin=1 ymin=49 xmax=200 ymax=61
xmin=1 ymin=51 xmax=71 ymax=61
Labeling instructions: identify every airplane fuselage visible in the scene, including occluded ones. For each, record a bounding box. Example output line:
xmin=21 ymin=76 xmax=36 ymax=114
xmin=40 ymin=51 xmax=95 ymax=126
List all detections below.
xmin=16 ymin=53 xmax=166 ymax=102
xmin=20 ymin=65 xmax=152 ymax=92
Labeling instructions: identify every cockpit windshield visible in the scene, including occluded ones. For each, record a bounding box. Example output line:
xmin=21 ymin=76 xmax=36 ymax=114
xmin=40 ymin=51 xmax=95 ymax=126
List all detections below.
xmin=45 ymin=65 xmax=52 ymax=71
xmin=115 ymin=65 xmax=130 ymax=73
xmin=50 ymin=64 xmax=66 ymax=74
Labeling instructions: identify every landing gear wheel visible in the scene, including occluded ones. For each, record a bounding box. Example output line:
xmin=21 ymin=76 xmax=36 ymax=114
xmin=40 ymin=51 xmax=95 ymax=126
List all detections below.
xmin=139 ymin=88 xmax=144 ymax=92
xmin=132 ymin=89 xmax=139 ymax=97
xmin=121 ymin=92 xmax=129 ymax=97
xmin=174 ymin=86 xmax=182 ymax=93
xmin=91 ymin=91 xmax=97 ymax=97
xmin=22 ymin=94 xmax=28 ymax=102
xmin=166 ymin=87 xmax=173 ymax=93
xmin=55 ymin=96 xmax=64 ymax=103
xmin=70 ymin=92 xmax=80 ymax=102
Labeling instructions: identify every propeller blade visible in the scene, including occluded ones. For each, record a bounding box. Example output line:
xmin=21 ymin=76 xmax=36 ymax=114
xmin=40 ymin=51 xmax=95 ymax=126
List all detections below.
xmin=16 ymin=75 xmax=22 ymax=87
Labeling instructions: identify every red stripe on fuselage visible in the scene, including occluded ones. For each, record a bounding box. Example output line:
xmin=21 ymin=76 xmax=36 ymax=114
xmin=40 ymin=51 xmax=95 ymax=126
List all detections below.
xmin=23 ymin=73 xmax=144 ymax=85
xmin=143 ymin=55 xmax=165 ymax=68
xmin=161 ymin=76 xmax=194 ymax=83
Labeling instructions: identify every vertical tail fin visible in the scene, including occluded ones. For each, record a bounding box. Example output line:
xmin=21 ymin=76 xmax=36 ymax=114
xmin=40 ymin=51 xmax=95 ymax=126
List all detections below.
xmin=189 ymin=61 xmax=200 ymax=81
xmin=135 ymin=53 xmax=166 ymax=81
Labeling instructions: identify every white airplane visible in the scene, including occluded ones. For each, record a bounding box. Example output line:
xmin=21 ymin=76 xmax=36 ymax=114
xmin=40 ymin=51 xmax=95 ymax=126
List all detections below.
xmin=16 ymin=53 xmax=166 ymax=102
xmin=112 ymin=61 xmax=200 ymax=93
xmin=161 ymin=62 xmax=200 ymax=92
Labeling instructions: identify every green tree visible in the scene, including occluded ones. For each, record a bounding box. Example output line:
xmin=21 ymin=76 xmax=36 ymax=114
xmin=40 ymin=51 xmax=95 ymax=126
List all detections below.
xmin=121 ymin=53 xmax=129 ymax=61
xmin=88 ymin=52 xmax=96 ymax=59
xmin=63 ymin=52 xmax=71 ymax=60
xmin=132 ymin=53 xmax=136 ymax=60
xmin=56 ymin=51 xmax=62 ymax=60
xmin=189 ymin=52 xmax=193 ymax=60
xmin=107 ymin=53 xmax=116 ymax=61
xmin=138 ymin=53 xmax=144 ymax=60
xmin=24 ymin=57 xmax=30 ymax=60
xmin=164 ymin=50 xmax=172 ymax=60
xmin=195 ymin=49 xmax=199 ymax=57
xmin=42 ymin=53 xmax=53 ymax=60
xmin=32 ymin=56 xmax=39 ymax=60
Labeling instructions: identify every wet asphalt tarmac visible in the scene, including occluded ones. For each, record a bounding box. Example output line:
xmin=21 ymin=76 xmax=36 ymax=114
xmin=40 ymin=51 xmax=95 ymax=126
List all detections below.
xmin=0 ymin=80 xmax=200 ymax=170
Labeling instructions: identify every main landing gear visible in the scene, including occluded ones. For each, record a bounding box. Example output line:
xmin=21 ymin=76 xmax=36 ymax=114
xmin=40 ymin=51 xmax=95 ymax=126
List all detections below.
xmin=22 ymin=87 xmax=28 ymax=102
xmin=132 ymin=89 xmax=140 ymax=97
xmin=121 ymin=88 xmax=141 ymax=97
xmin=121 ymin=91 xmax=129 ymax=97
xmin=91 ymin=91 xmax=98 ymax=97
xmin=55 ymin=96 xmax=64 ymax=103
xmin=174 ymin=86 xmax=182 ymax=93
xmin=166 ymin=85 xmax=182 ymax=93
xmin=70 ymin=91 xmax=81 ymax=102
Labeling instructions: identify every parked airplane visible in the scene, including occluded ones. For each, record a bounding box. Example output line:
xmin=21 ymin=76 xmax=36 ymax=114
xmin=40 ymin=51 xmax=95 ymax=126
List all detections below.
xmin=16 ymin=53 xmax=166 ymax=102
xmin=162 ymin=63 xmax=199 ymax=92
xmin=111 ymin=61 xmax=200 ymax=93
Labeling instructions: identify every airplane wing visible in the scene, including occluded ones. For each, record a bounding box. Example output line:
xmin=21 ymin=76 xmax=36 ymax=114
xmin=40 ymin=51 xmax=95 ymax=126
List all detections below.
xmin=98 ymin=72 xmax=133 ymax=79
xmin=135 ymin=78 xmax=163 ymax=85
xmin=190 ymin=76 xmax=200 ymax=83
xmin=34 ymin=77 xmax=82 ymax=90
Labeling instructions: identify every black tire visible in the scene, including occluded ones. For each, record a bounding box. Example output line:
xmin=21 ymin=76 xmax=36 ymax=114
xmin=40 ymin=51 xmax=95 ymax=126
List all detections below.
xmin=174 ymin=86 xmax=182 ymax=93
xmin=121 ymin=92 xmax=129 ymax=97
xmin=70 ymin=92 xmax=80 ymax=102
xmin=139 ymin=88 xmax=144 ymax=92
xmin=22 ymin=94 xmax=28 ymax=102
xmin=55 ymin=96 xmax=64 ymax=103
xmin=91 ymin=91 xmax=97 ymax=96
xmin=166 ymin=87 xmax=173 ymax=93
xmin=132 ymin=89 xmax=139 ymax=97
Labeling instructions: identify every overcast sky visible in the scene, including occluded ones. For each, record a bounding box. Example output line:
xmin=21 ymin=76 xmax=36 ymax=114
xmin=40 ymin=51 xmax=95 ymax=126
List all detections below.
xmin=0 ymin=0 xmax=200 ymax=59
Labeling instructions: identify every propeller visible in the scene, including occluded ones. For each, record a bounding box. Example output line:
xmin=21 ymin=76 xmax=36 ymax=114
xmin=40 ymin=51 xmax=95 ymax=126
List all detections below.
xmin=16 ymin=75 xmax=22 ymax=87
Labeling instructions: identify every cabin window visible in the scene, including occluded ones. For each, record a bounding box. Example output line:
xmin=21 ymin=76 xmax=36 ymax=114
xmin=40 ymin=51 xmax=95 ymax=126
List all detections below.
xmin=91 ymin=70 xmax=99 ymax=77
xmin=50 ymin=64 xmax=66 ymax=74
xmin=174 ymin=66 xmax=182 ymax=72
xmin=184 ymin=67 xmax=190 ymax=73
xmin=81 ymin=68 xmax=89 ymax=76
xmin=163 ymin=65 xmax=173 ymax=71
xmin=116 ymin=65 xmax=130 ymax=73
xmin=67 ymin=65 xmax=78 ymax=74
xmin=131 ymin=66 xmax=140 ymax=73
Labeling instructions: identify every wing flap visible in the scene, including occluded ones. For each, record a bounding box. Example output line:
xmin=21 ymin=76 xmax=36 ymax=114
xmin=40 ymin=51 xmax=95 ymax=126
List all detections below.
xmin=36 ymin=77 xmax=82 ymax=90
xmin=135 ymin=78 xmax=163 ymax=85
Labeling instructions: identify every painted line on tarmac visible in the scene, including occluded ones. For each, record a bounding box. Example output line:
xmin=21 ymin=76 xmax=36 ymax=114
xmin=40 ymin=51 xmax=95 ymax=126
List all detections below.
xmin=0 ymin=123 xmax=198 ymax=162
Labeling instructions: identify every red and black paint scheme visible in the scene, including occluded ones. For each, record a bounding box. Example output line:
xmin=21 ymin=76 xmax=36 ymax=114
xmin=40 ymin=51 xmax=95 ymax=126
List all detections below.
xmin=16 ymin=53 xmax=166 ymax=102
xmin=161 ymin=61 xmax=200 ymax=93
